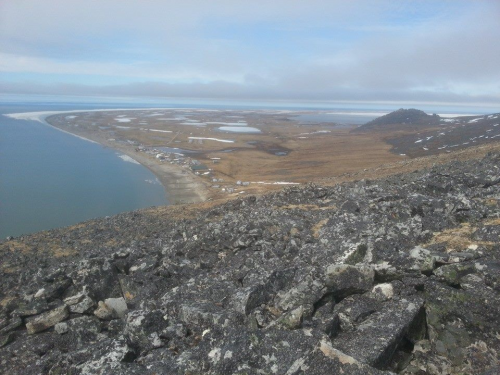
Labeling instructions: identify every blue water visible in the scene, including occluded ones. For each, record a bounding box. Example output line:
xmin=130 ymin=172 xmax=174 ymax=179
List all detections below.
xmin=0 ymin=94 xmax=495 ymax=238
xmin=0 ymin=102 xmax=169 ymax=238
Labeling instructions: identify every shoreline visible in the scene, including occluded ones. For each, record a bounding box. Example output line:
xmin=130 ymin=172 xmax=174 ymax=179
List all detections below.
xmin=6 ymin=110 xmax=210 ymax=206
xmin=103 ymin=141 xmax=210 ymax=205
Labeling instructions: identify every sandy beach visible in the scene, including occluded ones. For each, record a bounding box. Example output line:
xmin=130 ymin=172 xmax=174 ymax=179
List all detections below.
xmin=105 ymin=141 xmax=209 ymax=205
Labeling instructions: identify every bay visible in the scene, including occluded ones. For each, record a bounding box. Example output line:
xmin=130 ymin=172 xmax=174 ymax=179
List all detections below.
xmin=0 ymin=102 xmax=168 ymax=238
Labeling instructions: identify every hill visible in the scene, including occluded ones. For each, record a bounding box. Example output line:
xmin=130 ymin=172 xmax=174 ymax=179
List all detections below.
xmin=1 ymin=151 xmax=500 ymax=374
xmin=356 ymin=108 xmax=441 ymax=132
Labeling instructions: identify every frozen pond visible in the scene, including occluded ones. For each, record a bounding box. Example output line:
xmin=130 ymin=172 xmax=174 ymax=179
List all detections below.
xmin=219 ymin=126 xmax=261 ymax=133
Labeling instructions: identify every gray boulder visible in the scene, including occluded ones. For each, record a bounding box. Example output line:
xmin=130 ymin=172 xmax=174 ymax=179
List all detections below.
xmin=25 ymin=305 xmax=69 ymax=334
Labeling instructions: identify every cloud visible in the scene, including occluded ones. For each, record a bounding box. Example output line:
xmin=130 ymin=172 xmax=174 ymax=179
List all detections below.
xmin=0 ymin=0 xmax=499 ymax=104
xmin=1 ymin=79 xmax=498 ymax=108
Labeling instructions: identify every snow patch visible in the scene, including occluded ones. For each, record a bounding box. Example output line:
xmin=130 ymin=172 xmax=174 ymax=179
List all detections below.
xmin=188 ymin=137 xmax=234 ymax=143
xmin=148 ymin=129 xmax=172 ymax=133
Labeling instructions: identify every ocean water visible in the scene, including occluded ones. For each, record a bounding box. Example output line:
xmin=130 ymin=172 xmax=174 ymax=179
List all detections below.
xmin=0 ymin=95 xmax=493 ymax=238
xmin=0 ymin=102 xmax=168 ymax=238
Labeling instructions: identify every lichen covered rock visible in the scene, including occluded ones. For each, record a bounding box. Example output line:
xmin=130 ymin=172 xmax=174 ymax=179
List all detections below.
xmin=1 ymin=152 xmax=500 ymax=374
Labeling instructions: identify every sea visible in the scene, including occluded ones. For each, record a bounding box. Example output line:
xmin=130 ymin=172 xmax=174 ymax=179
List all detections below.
xmin=0 ymin=94 xmax=493 ymax=238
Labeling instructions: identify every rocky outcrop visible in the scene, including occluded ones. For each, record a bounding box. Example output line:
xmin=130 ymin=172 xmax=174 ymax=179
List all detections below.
xmin=1 ymin=152 xmax=500 ymax=374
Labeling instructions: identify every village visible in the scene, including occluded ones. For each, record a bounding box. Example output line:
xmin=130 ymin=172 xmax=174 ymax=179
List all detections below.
xmin=134 ymin=145 xmax=254 ymax=196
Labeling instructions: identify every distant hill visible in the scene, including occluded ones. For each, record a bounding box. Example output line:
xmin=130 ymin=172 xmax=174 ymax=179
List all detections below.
xmin=356 ymin=108 xmax=441 ymax=132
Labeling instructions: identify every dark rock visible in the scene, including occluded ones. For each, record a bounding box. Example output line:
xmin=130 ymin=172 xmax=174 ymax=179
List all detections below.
xmin=11 ymin=299 xmax=50 ymax=317
xmin=0 ymin=333 xmax=13 ymax=348
xmin=332 ymin=296 xmax=425 ymax=369
xmin=325 ymin=264 xmax=374 ymax=300
xmin=434 ymin=262 xmax=476 ymax=286
xmin=34 ymin=278 xmax=72 ymax=302
xmin=172 ymin=327 xmax=392 ymax=374
xmin=124 ymin=310 xmax=168 ymax=353
xmin=70 ymin=258 xmax=122 ymax=301
xmin=0 ymin=316 xmax=22 ymax=335
xmin=473 ymin=225 xmax=500 ymax=242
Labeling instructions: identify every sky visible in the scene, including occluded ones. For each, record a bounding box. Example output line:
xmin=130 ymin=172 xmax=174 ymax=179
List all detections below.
xmin=0 ymin=0 xmax=499 ymax=106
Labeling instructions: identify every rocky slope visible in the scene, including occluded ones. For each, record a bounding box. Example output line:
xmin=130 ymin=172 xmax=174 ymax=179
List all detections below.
xmin=1 ymin=152 xmax=500 ymax=374
xmin=387 ymin=113 xmax=500 ymax=158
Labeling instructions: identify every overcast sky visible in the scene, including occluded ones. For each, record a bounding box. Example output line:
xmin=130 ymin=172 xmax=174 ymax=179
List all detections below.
xmin=0 ymin=0 xmax=499 ymax=105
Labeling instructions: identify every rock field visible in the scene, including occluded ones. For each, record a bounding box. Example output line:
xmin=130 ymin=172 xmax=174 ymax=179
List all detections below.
xmin=1 ymin=152 xmax=500 ymax=374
